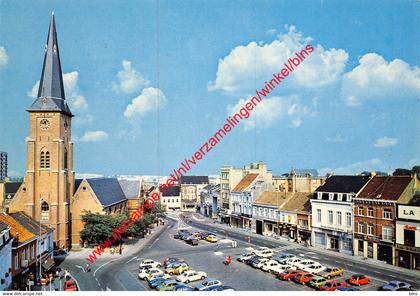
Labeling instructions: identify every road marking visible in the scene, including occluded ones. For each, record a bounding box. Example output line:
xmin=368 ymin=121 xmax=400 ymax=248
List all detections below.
xmin=75 ymin=265 xmax=85 ymax=272
xmin=126 ymin=256 xmax=138 ymax=263
xmin=148 ymin=237 xmax=160 ymax=249
xmin=93 ymin=259 xmax=115 ymax=277
xmin=299 ymin=253 xmax=305 ymax=257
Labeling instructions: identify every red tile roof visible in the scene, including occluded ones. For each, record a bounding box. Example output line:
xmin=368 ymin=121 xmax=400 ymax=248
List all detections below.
xmin=232 ymin=173 xmax=258 ymax=192
xmin=357 ymin=176 xmax=412 ymax=200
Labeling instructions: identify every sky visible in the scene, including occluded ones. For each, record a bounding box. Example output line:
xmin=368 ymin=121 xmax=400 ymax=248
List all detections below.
xmin=0 ymin=0 xmax=419 ymax=177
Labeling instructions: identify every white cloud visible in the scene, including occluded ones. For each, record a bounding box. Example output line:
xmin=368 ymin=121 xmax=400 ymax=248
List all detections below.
xmin=374 ymin=136 xmax=398 ymax=148
xmin=79 ymin=130 xmax=108 ymax=142
xmin=319 ymin=158 xmax=384 ymax=175
xmin=208 ymin=25 xmax=348 ymax=96
xmin=124 ymin=87 xmax=167 ymax=120
xmin=342 ymin=53 xmax=420 ymax=106
xmin=325 ymin=134 xmax=346 ymax=143
xmin=265 ymin=28 xmax=277 ymax=35
xmin=0 ymin=46 xmax=8 ymax=67
xmin=226 ymin=95 xmax=316 ymax=130
xmin=112 ymin=59 xmax=150 ymax=94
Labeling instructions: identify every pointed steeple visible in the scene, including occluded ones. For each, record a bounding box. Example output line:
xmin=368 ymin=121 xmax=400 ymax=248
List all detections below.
xmin=28 ymin=13 xmax=72 ymax=116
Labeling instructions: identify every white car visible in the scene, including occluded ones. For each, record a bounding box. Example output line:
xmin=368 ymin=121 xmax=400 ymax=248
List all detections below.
xmin=139 ymin=259 xmax=161 ymax=269
xmin=147 ymin=271 xmax=169 ymax=282
xmin=294 ymin=259 xmax=317 ymax=270
xmin=195 ymin=279 xmax=223 ymax=291
xmin=281 ymin=256 xmax=302 ymax=266
xmin=238 ymin=253 xmax=255 ymax=262
xmin=261 ymin=260 xmax=291 ymax=273
xmin=138 ymin=268 xmax=163 ymax=280
xmin=253 ymin=248 xmax=274 ymax=258
xmin=176 ymin=270 xmax=207 ymax=283
xmin=303 ymin=263 xmax=326 ymax=274
xmin=253 ymin=258 xmax=270 ymax=269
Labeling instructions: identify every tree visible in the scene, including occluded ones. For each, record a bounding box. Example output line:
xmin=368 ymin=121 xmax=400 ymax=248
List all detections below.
xmin=80 ymin=211 xmax=115 ymax=244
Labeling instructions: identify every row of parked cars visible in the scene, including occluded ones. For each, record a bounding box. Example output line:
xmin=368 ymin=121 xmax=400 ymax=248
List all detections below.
xmin=137 ymin=257 xmax=235 ymax=291
xmin=238 ymin=249 xmax=415 ymax=291
xmin=173 ymin=228 xmax=219 ymax=246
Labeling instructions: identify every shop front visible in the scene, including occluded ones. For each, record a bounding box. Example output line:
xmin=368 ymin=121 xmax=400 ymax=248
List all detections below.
xmin=396 ymin=244 xmax=420 ymax=270
xmin=278 ymin=223 xmax=297 ymax=240
xmin=229 ymin=214 xmax=243 ymax=229
xmin=297 ymin=227 xmax=311 ymax=245
xmin=242 ymin=216 xmax=253 ymax=231
xmin=377 ymin=241 xmax=394 ymax=265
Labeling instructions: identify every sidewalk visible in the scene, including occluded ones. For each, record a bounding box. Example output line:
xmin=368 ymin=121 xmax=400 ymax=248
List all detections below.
xmin=188 ymin=212 xmax=420 ymax=279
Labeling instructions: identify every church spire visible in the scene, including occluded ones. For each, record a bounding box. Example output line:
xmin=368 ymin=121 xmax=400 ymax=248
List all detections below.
xmin=38 ymin=12 xmax=65 ymax=100
xmin=28 ymin=13 xmax=72 ymax=116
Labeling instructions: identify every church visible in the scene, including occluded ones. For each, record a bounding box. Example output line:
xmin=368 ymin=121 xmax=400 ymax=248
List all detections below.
xmin=7 ymin=14 xmax=138 ymax=250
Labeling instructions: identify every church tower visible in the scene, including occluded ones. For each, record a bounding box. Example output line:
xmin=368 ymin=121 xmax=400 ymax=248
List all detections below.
xmin=9 ymin=14 xmax=74 ymax=249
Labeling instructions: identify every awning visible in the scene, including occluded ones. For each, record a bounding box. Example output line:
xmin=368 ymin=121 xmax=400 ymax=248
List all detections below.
xmin=42 ymin=257 xmax=55 ymax=271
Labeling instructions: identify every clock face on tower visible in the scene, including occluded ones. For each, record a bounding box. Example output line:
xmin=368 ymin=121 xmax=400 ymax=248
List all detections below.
xmin=39 ymin=118 xmax=51 ymax=130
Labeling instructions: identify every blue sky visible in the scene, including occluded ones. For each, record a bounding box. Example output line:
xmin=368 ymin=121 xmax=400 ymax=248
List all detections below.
xmin=0 ymin=0 xmax=419 ymax=177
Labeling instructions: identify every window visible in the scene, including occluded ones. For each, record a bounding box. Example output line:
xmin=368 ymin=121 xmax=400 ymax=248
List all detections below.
xmin=64 ymin=148 xmax=68 ymax=169
xmin=382 ymin=226 xmax=393 ymax=241
xmin=317 ymin=209 xmax=321 ymax=223
xmin=337 ymin=193 xmax=342 ymax=201
xmin=328 ymin=210 xmax=333 ymax=224
xmin=328 ymin=193 xmax=334 ymax=200
xmin=358 ymin=222 xmax=364 ymax=233
xmin=367 ymin=224 xmax=373 ymax=235
xmin=221 ymin=173 xmax=229 ymax=180
xmin=31 ymin=244 xmax=34 ymax=259
xmin=253 ymin=208 xmax=257 ymax=215
xmin=347 ymin=194 xmax=352 ymax=202
xmin=358 ymin=207 xmax=364 ymax=216
xmin=367 ymin=208 xmax=374 ymax=217
xmin=264 ymin=209 xmax=268 ymax=217
xmin=383 ymin=209 xmax=392 ymax=219
xmin=41 ymin=201 xmax=49 ymax=221
xmin=346 ymin=212 xmax=351 ymax=226
xmin=337 ymin=212 xmax=342 ymax=226
xmin=317 ymin=192 xmax=322 ymax=199
xmin=15 ymin=254 xmax=18 ymax=269
xmin=269 ymin=209 xmax=273 ymax=218
xmin=40 ymin=149 xmax=50 ymax=169
xmin=259 ymin=208 xmax=262 ymax=216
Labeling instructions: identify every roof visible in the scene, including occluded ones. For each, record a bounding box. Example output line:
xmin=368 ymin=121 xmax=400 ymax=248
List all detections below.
xmin=10 ymin=212 xmax=52 ymax=235
xmin=0 ymin=221 xmax=9 ymax=232
xmin=162 ymin=185 xmax=180 ymax=197
xmin=357 ymin=176 xmax=412 ymax=201
xmin=180 ymin=176 xmax=209 ymax=185
xmin=232 ymin=173 xmax=259 ymax=192
xmin=5 ymin=182 xmax=22 ymax=194
xmin=291 ymin=169 xmax=319 ymax=177
xmin=118 ymin=179 xmax=140 ymax=199
xmin=254 ymin=191 xmax=289 ymax=207
xmin=27 ymin=14 xmax=72 ymax=116
xmin=315 ymin=175 xmax=370 ymax=193
xmin=75 ymin=178 xmax=127 ymax=207
xmin=0 ymin=213 xmax=36 ymax=245
xmin=281 ymin=192 xmax=312 ymax=213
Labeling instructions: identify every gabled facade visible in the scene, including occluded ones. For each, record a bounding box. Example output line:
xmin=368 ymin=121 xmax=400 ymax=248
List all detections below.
xmin=200 ymin=184 xmax=220 ymax=219
xmin=353 ymin=175 xmax=416 ymax=265
xmin=180 ymin=176 xmax=209 ymax=211
xmin=311 ymin=175 xmax=370 ymax=255
xmin=161 ymin=186 xmax=181 ymax=211
xmin=252 ymin=191 xmax=288 ymax=236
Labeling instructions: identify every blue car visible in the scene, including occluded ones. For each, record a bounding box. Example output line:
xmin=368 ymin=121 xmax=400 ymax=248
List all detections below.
xmin=337 ymin=286 xmax=360 ymax=291
xmin=195 ymin=279 xmax=223 ymax=291
xmin=174 ymin=284 xmax=195 ymax=291
xmin=149 ymin=277 xmax=170 ymax=289
xmin=380 ymin=281 xmax=412 ymax=291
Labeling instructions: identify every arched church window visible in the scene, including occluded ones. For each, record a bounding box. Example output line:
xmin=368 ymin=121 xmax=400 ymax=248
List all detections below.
xmin=40 ymin=148 xmax=50 ymax=169
xmin=41 ymin=201 xmax=49 ymax=221
xmin=45 ymin=151 xmax=50 ymax=168
xmin=40 ymin=151 xmax=45 ymax=168
xmin=64 ymin=148 xmax=68 ymax=169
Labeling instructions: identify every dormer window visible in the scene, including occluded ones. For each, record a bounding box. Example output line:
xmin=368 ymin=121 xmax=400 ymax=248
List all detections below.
xmin=328 ymin=193 xmax=334 ymax=200
xmin=317 ymin=192 xmax=322 ymax=199
xmin=347 ymin=194 xmax=352 ymax=202
xmin=337 ymin=193 xmax=343 ymax=201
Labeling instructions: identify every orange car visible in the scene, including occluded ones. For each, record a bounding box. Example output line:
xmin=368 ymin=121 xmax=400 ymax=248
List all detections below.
xmin=293 ymin=272 xmax=314 ymax=285
xmin=347 ymin=274 xmax=370 ymax=286
xmin=64 ymin=280 xmax=78 ymax=291
xmin=278 ymin=269 xmax=300 ymax=281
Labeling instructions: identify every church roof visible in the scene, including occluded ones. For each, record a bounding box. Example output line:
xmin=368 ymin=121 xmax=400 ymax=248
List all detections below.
xmin=27 ymin=13 xmax=73 ymax=116
xmin=76 ymin=178 xmax=127 ymax=207
xmin=118 ymin=179 xmax=141 ymax=199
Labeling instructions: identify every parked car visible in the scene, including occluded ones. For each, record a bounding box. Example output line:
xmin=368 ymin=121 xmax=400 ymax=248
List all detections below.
xmin=238 ymin=252 xmax=255 ymax=262
xmin=186 ymin=236 xmax=199 ymax=246
xmin=164 ymin=257 xmax=186 ymax=267
xmin=138 ymin=268 xmax=163 ymax=280
xmin=252 ymin=258 xmax=270 ymax=269
xmin=203 ymin=285 xmax=236 ymax=291
xmin=205 ymin=235 xmax=218 ymax=243
xmin=273 ymin=253 xmax=295 ymax=262
xmin=253 ymin=248 xmax=274 ymax=258
xmin=176 ymin=270 xmax=207 ymax=283
xmin=319 ymin=281 xmax=348 ymax=291
xmin=308 ymin=276 xmax=328 ymax=289
xmin=294 ymin=259 xmax=317 ymax=270
xmin=181 ymin=233 xmax=192 ymax=240
xmin=149 ymin=276 xmax=172 ymax=289
xmin=166 ymin=262 xmax=189 ymax=275
xmin=157 ymin=279 xmax=180 ymax=291
xmin=293 ymin=272 xmax=315 ymax=285
xmin=379 ymin=281 xmax=412 ymax=291
xmin=199 ymin=232 xmax=212 ymax=239
xmin=319 ymin=267 xmax=344 ymax=279
xmin=278 ymin=269 xmax=300 ymax=281
xmin=246 ymin=255 xmax=263 ymax=266
xmin=138 ymin=265 xmax=153 ymax=273
xmin=336 ymin=286 xmax=360 ymax=291
xmin=347 ymin=274 xmax=370 ymax=286
xmin=280 ymin=256 xmax=302 ymax=266
xmin=195 ymin=279 xmax=223 ymax=291
xmin=64 ymin=280 xmax=78 ymax=291
xmin=139 ymin=259 xmax=161 ymax=269
xmin=147 ymin=269 xmax=166 ymax=281
xmin=261 ymin=259 xmax=283 ymax=272
xmin=303 ymin=263 xmax=326 ymax=274
xmin=174 ymin=283 xmax=195 ymax=291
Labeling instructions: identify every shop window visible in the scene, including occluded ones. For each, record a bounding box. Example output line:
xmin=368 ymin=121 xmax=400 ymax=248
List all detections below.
xmin=404 ymin=229 xmax=415 ymax=247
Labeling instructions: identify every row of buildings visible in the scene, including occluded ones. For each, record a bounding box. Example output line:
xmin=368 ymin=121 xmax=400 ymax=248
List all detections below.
xmin=196 ymin=162 xmax=420 ymax=271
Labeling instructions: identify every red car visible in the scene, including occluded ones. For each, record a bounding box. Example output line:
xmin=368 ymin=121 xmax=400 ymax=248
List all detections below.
xmin=293 ymin=272 xmax=314 ymax=285
xmin=348 ymin=274 xmax=370 ymax=286
xmin=278 ymin=269 xmax=300 ymax=281
xmin=319 ymin=281 xmax=348 ymax=291
xmin=64 ymin=280 xmax=78 ymax=291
